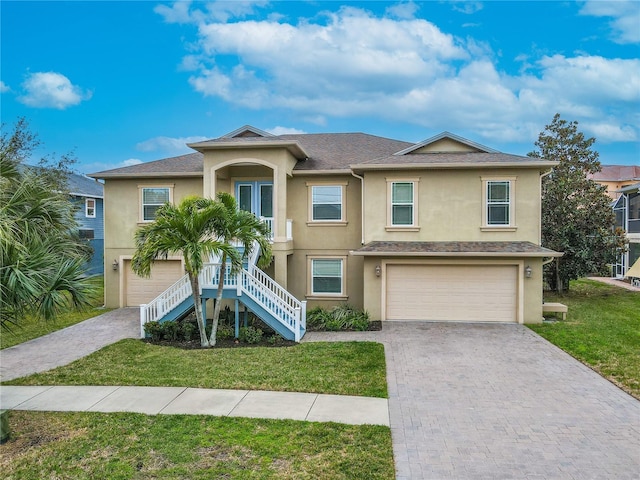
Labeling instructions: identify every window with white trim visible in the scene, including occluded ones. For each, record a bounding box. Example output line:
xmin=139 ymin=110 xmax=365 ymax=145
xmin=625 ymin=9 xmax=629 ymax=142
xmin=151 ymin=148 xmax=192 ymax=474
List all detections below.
xmin=140 ymin=187 xmax=171 ymax=222
xmin=391 ymin=181 xmax=414 ymax=226
xmin=312 ymin=185 xmax=342 ymax=221
xmin=311 ymin=258 xmax=344 ymax=295
xmin=482 ymin=177 xmax=516 ymax=229
xmin=85 ymin=198 xmax=96 ymax=218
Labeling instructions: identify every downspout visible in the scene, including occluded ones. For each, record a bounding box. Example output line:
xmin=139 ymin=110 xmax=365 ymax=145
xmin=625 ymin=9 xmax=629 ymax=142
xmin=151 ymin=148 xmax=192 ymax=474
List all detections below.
xmin=351 ymin=171 xmax=365 ymax=245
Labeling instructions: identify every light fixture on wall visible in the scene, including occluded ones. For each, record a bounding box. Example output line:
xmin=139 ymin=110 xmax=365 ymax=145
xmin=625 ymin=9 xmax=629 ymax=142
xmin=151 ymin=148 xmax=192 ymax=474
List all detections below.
xmin=525 ymin=265 xmax=532 ymax=278
xmin=112 ymin=259 xmax=119 ymax=271
xmin=375 ymin=265 xmax=382 ymax=277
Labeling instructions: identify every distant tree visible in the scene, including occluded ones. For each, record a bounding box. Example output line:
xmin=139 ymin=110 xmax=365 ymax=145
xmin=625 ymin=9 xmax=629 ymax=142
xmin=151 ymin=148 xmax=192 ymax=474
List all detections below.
xmin=0 ymin=118 xmax=95 ymax=329
xmin=207 ymin=192 xmax=272 ymax=346
xmin=529 ymin=113 xmax=626 ymax=293
xmin=132 ymin=196 xmax=240 ymax=347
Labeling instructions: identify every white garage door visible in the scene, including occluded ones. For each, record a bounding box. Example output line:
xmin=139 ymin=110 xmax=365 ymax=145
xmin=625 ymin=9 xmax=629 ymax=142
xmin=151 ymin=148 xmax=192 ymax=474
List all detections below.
xmin=386 ymin=264 xmax=517 ymax=322
xmin=124 ymin=260 xmax=183 ymax=307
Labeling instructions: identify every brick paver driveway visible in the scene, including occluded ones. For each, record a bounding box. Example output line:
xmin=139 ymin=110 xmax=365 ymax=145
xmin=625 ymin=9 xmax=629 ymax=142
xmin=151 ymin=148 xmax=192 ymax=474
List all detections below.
xmin=305 ymin=322 xmax=640 ymax=479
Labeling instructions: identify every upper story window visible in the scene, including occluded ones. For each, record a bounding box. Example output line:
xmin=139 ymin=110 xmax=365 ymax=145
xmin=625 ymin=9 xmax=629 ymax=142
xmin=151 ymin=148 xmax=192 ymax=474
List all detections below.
xmin=386 ymin=179 xmax=419 ymax=230
xmin=139 ymin=185 xmax=173 ymax=222
xmin=85 ymin=198 xmax=96 ymax=218
xmin=306 ymin=181 xmax=348 ymax=225
xmin=482 ymin=177 xmax=516 ymax=230
xmin=312 ymin=185 xmax=342 ymax=221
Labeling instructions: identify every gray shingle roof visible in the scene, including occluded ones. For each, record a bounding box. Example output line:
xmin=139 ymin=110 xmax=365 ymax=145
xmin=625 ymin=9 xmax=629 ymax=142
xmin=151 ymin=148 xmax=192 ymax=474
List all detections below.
xmin=352 ymin=241 xmax=562 ymax=257
xmin=89 ymin=128 xmax=554 ymax=178
xmin=90 ymin=152 xmax=204 ymax=178
xmin=67 ymin=172 xmax=104 ymax=197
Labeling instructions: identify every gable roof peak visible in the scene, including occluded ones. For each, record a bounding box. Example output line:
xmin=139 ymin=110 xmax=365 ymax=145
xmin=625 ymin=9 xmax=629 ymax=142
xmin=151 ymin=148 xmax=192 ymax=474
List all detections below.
xmin=223 ymin=125 xmax=274 ymax=139
xmin=394 ymin=131 xmax=499 ymax=156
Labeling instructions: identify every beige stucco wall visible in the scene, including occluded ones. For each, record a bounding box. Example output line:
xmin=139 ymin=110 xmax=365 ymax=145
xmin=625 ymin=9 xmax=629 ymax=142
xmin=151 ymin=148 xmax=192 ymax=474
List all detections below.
xmin=362 ymin=168 xmax=542 ymax=244
xmin=103 ymin=177 xmax=203 ymax=307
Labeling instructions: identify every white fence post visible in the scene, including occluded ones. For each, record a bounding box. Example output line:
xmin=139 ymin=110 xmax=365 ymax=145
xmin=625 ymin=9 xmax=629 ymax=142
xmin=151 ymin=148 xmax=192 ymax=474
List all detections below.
xmin=139 ymin=304 xmax=147 ymax=338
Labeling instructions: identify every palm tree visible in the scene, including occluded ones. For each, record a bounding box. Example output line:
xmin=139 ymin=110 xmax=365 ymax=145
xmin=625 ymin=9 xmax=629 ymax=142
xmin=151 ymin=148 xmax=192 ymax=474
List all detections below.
xmin=1 ymin=119 xmax=95 ymax=329
xmin=132 ymin=196 xmax=240 ymax=347
xmin=208 ymin=192 xmax=272 ymax=346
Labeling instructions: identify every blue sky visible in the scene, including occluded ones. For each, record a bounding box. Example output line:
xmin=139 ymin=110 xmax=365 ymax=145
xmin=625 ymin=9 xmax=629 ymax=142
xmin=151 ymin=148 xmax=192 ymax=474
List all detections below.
xmin=2 ymin=1 xmax=639 ymax=174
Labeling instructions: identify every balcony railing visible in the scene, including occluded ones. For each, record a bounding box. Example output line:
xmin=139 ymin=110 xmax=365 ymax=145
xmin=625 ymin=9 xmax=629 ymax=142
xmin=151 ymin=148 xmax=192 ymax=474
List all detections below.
xmin=260 ymin=217 xmax=293 ymax=241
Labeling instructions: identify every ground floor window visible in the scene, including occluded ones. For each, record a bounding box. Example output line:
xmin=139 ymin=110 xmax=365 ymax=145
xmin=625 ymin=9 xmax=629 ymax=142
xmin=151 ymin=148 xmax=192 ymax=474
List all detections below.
xmin=310 ymin=258 xmax=344 ymax=296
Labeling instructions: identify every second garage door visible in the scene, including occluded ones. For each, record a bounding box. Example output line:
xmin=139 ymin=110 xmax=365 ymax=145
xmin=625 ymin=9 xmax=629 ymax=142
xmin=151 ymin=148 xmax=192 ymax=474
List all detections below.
xmin=386 ymin=264 xmax=517 ymax=322
xmin=124 ymin=259 xmax=183 ymax=307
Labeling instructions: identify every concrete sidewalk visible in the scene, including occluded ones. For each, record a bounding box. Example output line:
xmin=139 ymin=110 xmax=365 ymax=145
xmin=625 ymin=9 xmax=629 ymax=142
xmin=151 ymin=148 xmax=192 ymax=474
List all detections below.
xmin=0 ymin=385 xmax=389 ymax=426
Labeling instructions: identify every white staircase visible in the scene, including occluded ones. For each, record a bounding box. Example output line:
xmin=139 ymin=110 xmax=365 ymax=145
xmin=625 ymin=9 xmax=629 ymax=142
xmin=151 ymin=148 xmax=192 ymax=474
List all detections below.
xmin=140 ymin=252 xmax=306 ymax=342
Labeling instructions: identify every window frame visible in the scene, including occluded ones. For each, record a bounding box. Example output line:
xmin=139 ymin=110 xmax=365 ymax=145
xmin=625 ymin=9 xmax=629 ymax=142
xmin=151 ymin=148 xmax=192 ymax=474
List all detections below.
xmin=386 ymin=178 xmax=420 ymax=231
xmin=139 ymin=185 xmax=174 ymax=223
xmin=85 ymin=198 xmax=96 ymax=218
xmin=307 ymin=256 xmax=348 ymax=298
xmin=306 ymin=181 xmax=348 ymax=226
xmin=481 ymin=177 xmax=517 ymax=230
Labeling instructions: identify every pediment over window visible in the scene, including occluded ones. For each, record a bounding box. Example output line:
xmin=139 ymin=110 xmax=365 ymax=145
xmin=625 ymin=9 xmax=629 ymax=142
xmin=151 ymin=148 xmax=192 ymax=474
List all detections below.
xmin=394 ymin=131 xmax=498 ymax=156
xmin=223 ymin=125 xmax=274 ymax=139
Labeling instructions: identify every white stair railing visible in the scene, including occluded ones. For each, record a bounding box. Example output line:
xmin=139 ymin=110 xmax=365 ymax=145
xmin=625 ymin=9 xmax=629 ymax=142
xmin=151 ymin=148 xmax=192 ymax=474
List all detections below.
xmin=140 ymin=262 xmax=306 ymax=341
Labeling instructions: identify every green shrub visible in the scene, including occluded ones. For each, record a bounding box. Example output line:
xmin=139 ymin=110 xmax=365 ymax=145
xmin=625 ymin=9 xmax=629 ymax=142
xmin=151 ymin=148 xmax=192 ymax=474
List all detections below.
xmin=217 ymin=324 xmax=235 ymax=340
xmin=306 ymin=304 xmax=370 ymax=331
xmin=143 ymin=321 xmax=162 ymax=341
xmin=181 ymin=321 xmax=196 ymax=341
xmin=239 ymin=326 xmax=263 ymax=344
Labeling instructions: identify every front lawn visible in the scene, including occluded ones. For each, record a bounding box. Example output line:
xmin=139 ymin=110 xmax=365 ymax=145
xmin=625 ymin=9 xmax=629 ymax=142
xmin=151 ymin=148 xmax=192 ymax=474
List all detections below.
xmin=1 ymin=276 xmax=108 ymax=350
xmin=529 ymin=278 xmax=640 ymax=399
xmin=4 ymin=339 xmax=388 ymax=398
xmin=1 ymin=411 xmax=394 ymax=479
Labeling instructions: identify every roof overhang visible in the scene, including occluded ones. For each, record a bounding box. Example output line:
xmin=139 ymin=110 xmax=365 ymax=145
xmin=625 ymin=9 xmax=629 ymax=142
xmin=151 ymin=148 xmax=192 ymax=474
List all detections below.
xmin=187 ymin=140 xmax=309 ymax=160
xmin=351 ymin=241 xmax=563 ymax=258
xmin=88 ymin=172 xmax=202 ymax=180
xmin=351 ymin=160 xmax=558 ymax=172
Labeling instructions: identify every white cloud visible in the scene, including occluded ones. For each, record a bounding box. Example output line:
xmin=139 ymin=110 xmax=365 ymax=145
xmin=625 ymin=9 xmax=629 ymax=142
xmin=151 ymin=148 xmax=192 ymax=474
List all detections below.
xmin=385 ymin=2 xmax=419 ymax=20
xmin=18 ymin=72 xmax=92 ymax=109
xmin=165 ymin=3 xmax=640 ymax=146
xmin=136 ymin=135 xmax=209 ymax=153
xmin=156 ymin=0 xmax=269 ymax=24
xmin=123 ymin=158 xmax=143 ymax=166
xmin=0 ymin=81 xmax=10 ymax=93
xmin=267 ymin=126 xmax=307 ymax=135
xmin=580 ymin=0 xmax=640 ymax=44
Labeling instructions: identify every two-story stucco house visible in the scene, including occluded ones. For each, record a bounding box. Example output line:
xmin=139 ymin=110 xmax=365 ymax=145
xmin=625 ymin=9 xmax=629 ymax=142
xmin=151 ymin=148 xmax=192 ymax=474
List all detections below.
xmin=90 ymin=126 xmax=560 ymax=338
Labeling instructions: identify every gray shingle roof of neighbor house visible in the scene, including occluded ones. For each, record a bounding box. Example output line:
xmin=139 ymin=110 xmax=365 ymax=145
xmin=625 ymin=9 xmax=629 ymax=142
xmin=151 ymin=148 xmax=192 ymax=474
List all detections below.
xmin=352 ymin=241 xmax=563 ymax=257
xmin=67 ymin=172 xmax=104 ymax=198
xmin=89 ymin=128 xmax=555 ymax=179
xmin=618 ymin=182 xmax=640 ymax=193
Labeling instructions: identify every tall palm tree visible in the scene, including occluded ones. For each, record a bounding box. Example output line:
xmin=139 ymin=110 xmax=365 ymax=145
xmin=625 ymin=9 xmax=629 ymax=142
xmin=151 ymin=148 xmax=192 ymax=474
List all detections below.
xmin=1 ymin=120 xmax=95 ymax=329
xmin=208 ymin=192 xmax=272 ymax=346
xmin=132 ymin=196 xmax=240 ymax=347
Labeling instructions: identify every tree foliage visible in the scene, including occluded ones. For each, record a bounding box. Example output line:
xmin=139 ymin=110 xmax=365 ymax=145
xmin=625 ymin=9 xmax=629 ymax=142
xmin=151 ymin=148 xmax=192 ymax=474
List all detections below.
xmin=529 ymin=113 xmax=626 ymax=293
xmin=131 ymin=194 xmax=272 ymax=347
xmin=0 ymin=118 xmax=95 ymax=328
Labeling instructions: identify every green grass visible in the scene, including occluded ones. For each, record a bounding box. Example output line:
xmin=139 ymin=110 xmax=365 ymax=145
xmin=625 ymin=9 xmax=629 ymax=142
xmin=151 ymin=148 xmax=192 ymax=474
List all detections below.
xmin=529 ymin=278 xmax=640 ymax=399
xmin=0 ymin=411 xmax=394 ymax=479
xmin=0 ymin=276 xmax=109 ymax=350
xmin=4 ymin=340 xmax=388 ymax=398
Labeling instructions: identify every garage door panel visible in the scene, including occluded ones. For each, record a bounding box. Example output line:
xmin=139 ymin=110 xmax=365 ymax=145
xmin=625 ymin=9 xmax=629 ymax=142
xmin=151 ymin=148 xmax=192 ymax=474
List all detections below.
xmin=124 ymin=260 xmax=183 ymax=307
xmin=386 ymin=264 xmax=517 ymax=322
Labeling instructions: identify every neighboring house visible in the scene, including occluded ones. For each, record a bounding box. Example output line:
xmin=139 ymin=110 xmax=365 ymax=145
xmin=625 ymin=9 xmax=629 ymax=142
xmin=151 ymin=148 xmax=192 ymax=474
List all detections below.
xmin=588 ymin=165 xmax=640 ymax=200
xmin=67 ymin=172 xmax=105 ymax=275
xmin=612 ymin=182 xmax=640 ymax=278
xmin=90 ymin=126 xmax=560 ymax=338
